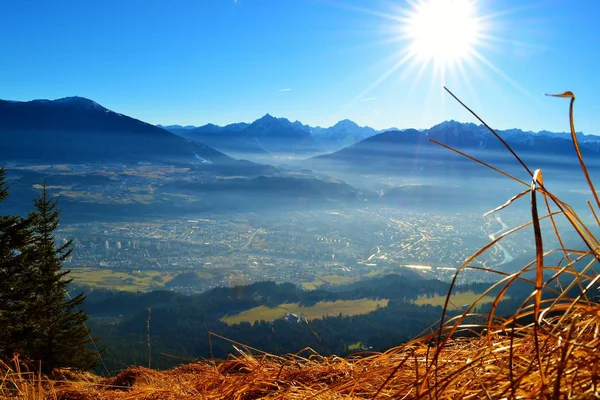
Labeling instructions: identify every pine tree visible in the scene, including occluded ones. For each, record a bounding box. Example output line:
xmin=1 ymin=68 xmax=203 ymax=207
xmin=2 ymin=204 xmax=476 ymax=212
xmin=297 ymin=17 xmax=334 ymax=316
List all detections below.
xmin=25 ymin=183 xmax=97 ymax=372
xmin=0 ymin=167 xmax=35 ymax=360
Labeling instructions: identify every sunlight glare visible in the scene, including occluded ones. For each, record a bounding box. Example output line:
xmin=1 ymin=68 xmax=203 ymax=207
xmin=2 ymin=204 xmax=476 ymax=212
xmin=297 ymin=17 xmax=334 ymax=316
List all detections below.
xmin=405 ymin=0 xmax=480 ymax=66
xmin=340 ymin=0 xmax=536 ymax=117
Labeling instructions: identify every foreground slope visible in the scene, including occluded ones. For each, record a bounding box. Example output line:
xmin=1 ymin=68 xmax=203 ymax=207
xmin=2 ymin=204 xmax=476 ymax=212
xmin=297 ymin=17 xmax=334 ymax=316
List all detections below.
xmin=3 ymin=299 xmax=598 ymax=399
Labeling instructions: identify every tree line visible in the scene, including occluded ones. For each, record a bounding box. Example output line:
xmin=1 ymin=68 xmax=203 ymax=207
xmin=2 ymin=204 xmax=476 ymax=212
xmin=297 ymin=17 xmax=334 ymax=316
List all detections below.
xmin=0 ymin=167 xmax=96 ymax=373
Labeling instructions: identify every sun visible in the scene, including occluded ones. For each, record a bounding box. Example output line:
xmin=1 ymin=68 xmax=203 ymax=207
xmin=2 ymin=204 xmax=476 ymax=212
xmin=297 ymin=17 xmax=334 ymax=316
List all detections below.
xmin=404 ymin=0 xmax=481 ymax=66
xmin=343 ymin=0 xmax=531 ymax=112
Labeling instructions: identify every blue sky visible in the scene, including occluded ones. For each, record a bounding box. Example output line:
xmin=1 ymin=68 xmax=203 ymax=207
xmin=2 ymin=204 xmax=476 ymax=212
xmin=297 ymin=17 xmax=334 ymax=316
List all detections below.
xmin=1 ymin=0 xmax=599 ymax=133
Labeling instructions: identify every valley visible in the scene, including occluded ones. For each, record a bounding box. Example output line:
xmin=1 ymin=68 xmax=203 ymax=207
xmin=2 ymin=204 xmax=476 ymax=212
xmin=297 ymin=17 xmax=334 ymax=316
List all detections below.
xmin=58 ymin=207 xmax=538 ymax=294
xmin=0 ymin=95 xmax=596 ymax=374
xmin=3 ymin=2 xmax=600 ymax=397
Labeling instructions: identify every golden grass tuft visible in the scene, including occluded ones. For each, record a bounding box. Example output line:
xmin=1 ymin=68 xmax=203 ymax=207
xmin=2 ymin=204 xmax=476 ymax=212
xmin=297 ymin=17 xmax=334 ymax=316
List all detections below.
xmin=2 ymin=89 xmax=599 ymax=399
xmin=3 ymin=321 xmax=599 ymax=399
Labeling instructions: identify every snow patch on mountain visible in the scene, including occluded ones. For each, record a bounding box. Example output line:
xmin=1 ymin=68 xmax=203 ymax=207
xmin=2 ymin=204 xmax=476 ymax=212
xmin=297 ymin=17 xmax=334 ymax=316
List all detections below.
xmin=194 ymin=153 xmax=213 ymax=164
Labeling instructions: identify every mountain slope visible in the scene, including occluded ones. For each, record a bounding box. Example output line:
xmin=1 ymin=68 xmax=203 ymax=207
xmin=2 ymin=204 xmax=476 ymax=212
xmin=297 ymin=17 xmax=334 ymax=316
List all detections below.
xmin=0 ymin=97 xmax=230 ymax=164
xmin=310 ymin=119 xmax=380 ymax=151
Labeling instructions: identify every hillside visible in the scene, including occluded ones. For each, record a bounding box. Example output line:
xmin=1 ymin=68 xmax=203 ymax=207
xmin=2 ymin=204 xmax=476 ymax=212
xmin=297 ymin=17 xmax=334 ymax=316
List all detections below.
xmin=0 ymin=97 xmax=376 ymax=219
xmin=0 ymin=97 xmax=230 ymax=164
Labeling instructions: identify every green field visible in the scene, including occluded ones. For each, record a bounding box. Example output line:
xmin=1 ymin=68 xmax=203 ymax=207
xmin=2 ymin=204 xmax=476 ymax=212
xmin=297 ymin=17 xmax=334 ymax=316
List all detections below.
xmin=221 ymin=298 xmax=389 ymax=325
xmin=348 ymin=341 xmax=363 ymax=351
xmin=69 ymin=267 xmax=176 ymax=291
xmin=301 ymin=274 xmax=357 ymax=290
xmin=413 ymin=291 xmax=504 ymax=310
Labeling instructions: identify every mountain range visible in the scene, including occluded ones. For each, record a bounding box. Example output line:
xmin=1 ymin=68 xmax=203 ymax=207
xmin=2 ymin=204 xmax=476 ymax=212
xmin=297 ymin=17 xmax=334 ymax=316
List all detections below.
xmin=4 ymin=94 xmax=597 ymax=168
xmin=305 ymin=120 xmax=600 ymax=197
xmin=3 ymin=95 xmax=600 ymax=191
xmin=159 ymin=111 xmax=600 ymax=186
xmin=163 ymin=115 xmax=600 ymax=168
xmin=167 ymin=116 xmax=599 ymax=152
xmin=2 ymin=94 xmax=599 ymax=219
xmin=0 ymin=97 xmax=371 ymax=219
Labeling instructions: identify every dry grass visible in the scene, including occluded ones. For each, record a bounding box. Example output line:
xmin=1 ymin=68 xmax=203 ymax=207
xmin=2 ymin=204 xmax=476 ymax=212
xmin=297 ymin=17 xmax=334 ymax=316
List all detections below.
xmin=3 ymin=317 xmax=599 ymax=399
xmin=2 ymin=88 xmax=600 ymax=399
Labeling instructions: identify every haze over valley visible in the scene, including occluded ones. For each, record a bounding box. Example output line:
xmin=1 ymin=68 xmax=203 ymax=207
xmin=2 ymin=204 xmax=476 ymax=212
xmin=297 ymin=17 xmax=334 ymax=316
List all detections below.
xmin=1 ymin=96 xmax=594 ymax=293
xmin=4 ymin=92 xmax=597 ymax=370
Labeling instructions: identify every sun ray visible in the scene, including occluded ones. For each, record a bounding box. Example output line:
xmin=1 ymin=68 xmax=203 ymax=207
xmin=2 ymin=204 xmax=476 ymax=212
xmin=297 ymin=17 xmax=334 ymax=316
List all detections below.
xmin=325 ymin=1 xmax=405 ymax=23
xmin=469 ymin=50 xmax=540 ymax=102
xmin=406 ymin=58 xmax=432 ymax=99
xmin=344 ymin=52 xmax=414 ymax=111
xmin=455 ymin=58 xmax=481 ymax=109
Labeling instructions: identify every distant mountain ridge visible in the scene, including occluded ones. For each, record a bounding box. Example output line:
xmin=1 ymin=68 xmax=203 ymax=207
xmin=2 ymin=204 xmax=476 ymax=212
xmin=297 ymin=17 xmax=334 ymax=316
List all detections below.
xmin=0 ymin=96 xmax=231 ymax=165
xmin=308 ymin=120 xmax=600 ymax=186
xmin=5 ymin=94 xmax=599 ymax=168
xmin=426 ymin=120 xmax=598 ymax=146
xmin=168 ymin=114 xmax=322 ymax=158
xmin=163 ymin=122 xmax=250 ymax=136
xmin=163 ymin=116 xmax=404 ymax=156
xmin=164 ymin=116 xmax=598 ymax=157
xmin=310 ymin=120 xmax=382 ymax=151
xmin=3 ymin=96 xmax=598 ymax=217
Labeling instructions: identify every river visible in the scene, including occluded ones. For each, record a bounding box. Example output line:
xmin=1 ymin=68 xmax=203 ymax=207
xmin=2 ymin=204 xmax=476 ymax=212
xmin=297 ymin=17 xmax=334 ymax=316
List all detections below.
xmin=488 ymin=215 xmax=514 ymax=266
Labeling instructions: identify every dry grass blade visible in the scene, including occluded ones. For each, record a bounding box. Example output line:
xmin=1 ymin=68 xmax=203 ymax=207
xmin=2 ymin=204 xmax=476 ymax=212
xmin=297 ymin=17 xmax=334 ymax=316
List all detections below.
xmin=588 ymin=199 xmax=600 ymax=227
xmin=428 ymin=138 xmax=529 ymax=186
xmin=548 ymin=91 xmax=600 ymax=210
xmin=443 ymin=86 xmax=534 ymax=178
xmin=543 ymin=186 xmax=573 ymax=268
xmin=209 ymin=331 xmax=288 ymax=362
xmin=531 ymin=168 xmax=544 ymax=325
xmin=530 ymin=169 xmax=548 ymax=392
xmin=484 ymin=188 xmax=529 ymax=217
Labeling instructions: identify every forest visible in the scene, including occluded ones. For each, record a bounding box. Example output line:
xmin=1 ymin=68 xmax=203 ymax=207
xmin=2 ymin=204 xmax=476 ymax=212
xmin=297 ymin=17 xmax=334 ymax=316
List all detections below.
xmin=83 ymin=274 xmax=533 ymax=372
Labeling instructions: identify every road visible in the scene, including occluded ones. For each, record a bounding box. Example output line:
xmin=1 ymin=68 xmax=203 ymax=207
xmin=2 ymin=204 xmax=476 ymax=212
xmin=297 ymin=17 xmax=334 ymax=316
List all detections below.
xmin=242 ymin=228 xmax=266 ymax=250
